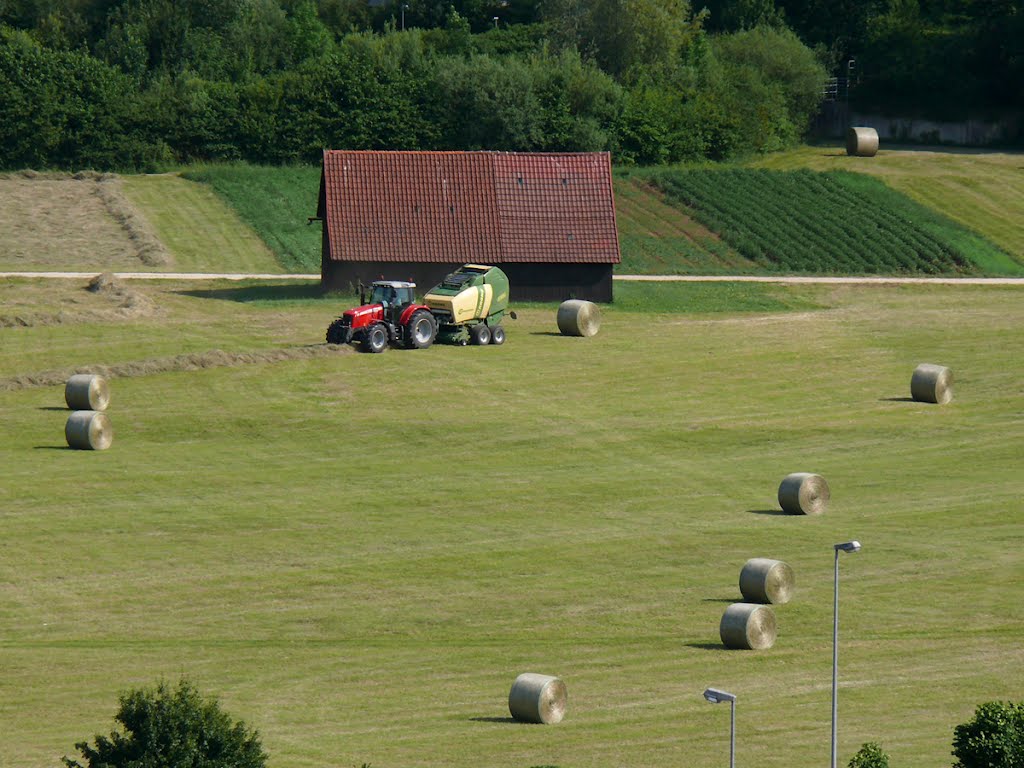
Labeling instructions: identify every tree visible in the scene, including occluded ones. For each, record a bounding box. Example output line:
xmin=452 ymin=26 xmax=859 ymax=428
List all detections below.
xmin=849 ymin=742 xmax=890 ymax=768
xmin=953 ymin=701 xmax=1024 ymax=768
xmin=63 ymin=679 xmax=267 ymax=768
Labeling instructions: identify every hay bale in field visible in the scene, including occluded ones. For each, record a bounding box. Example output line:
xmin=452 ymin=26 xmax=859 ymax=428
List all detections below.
xmin=557 ymin=300 xmax=601 ymax=337
xmin=739 ymin=558 xmax=795 ymax=605
xmin=65 ymin=410 xmax=113 ymax=450
xmin=846 ymin=127 xmax=879 ymax=157
xmin=911 ymin=363 xmax=953 ymax=404
xmin=720 ymin=603 xmax=777 ymax=650
xmin=64 ymin=374 xmax=110 ymax=411
xmin=508 ymin=673 xmax=568 ymax=724
xmin=778 ymin=472 xmax=830 ymax=515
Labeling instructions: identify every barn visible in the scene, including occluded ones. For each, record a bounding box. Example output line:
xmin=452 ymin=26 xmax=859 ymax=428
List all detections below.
xmin=315 ymin=150 xmax=621 ymax=302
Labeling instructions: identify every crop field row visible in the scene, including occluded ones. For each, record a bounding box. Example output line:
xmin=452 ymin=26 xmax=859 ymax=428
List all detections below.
xmin=650 ymin=169 xmax=1006 ymax=275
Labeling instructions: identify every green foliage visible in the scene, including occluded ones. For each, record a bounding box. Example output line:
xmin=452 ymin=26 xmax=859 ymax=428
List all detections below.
xmin=849 ymin=742 xmax=891 ymax=768
xmin=62 ymin=679 xmax=266 ymax=768
xmin=953 ymin=701 xmax=1024 ymax=768
xmin=651 ymin=167 xmax=1005 ymax=274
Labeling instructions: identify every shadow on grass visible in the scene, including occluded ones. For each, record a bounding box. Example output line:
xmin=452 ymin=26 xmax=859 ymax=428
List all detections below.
xmin=747 ymin=509 xmax=788 ymax=516
xmin=38 ymin=406 xmax=68 ymax=411
xmin=176 ymin=283 xmax=325 ymax=303
xmin=34 ymin=445 xmax=71 ymax=450
xmin=530 ymin=331 xmax=568 ymax=337
xmin=469 ymin=716 xmax=521 ymax=724
xmin=685 ymin=642 xmax=730 ymax=651
xmin=880 ymin=396 xmax=915 ymax=402
xmin=702 ymin=597 xmax=738 ymax=604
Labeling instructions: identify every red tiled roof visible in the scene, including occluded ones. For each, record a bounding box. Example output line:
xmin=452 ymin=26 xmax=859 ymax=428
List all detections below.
xmin=320 ymin=150 xmax=620 ymax=264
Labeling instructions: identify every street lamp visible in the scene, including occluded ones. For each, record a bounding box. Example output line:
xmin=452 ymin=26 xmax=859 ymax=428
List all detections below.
xmin=400 ymin=3 xmax=408 ymax=30
xmin=492 ymin=15 xmax=499 ymax=28
xmin=831 ymin=541 xmax=861 ymax=768
xmin=703 ymin=688 xmax=737 ymax=768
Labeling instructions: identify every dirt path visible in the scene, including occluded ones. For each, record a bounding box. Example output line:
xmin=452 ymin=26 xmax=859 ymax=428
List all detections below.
xmin=2 ymin=272 xmax=1023 ymax=285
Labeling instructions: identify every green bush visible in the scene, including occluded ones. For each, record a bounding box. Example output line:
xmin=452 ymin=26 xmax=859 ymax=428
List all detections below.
xmin=953 ymin=701 xmax=1024 ymax=768
xmin=849 ymin=742 xmax=890 ymax=768
xmin=62 ymin=679 xmax=267 ymax=768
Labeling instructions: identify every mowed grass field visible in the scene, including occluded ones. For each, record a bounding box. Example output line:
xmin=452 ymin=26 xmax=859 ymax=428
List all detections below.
xmin=2 ymin=278 xmax=1022 ymax=768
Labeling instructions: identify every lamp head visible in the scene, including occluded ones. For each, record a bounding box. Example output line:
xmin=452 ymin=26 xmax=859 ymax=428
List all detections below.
xmin=703 ymin=687 xmax=736 ymax=704
xmin=834 ymin=540 xmax=861 ymax=553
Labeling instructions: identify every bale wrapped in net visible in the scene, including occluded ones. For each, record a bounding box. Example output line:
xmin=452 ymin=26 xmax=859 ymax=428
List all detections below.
xmin=65 ymin=374 xmax=110 ymax=411
xmin=778 ymin=473 xmax=830 ymax=515
xmin=846 ymin=127 xmax=879 ymax=157
xmin=739 ymin=558 xmax=795 ymax=605
xmin=65 ymin=410 xmax=113 ymax=450
xmin=557 ymin=300 xmax=601 ymax=337
xmin=911 ymin=363 xmax=953 ymax=404
xmin=720 ymin=603 xmax=777 ymax=650
xmin=508 ymin=673 xmax=568 ymax=724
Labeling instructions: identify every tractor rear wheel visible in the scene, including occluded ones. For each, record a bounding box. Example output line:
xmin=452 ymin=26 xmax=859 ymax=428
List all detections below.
xmin=470 ymin=323 xmax=491 ymax=346
xmin=490 ymin=325 xmax=506 ymax=345
xmin=406 ymin=310 xmax=437 ymax=349
xmin=362 ymin=324 xmax=389 ymax=353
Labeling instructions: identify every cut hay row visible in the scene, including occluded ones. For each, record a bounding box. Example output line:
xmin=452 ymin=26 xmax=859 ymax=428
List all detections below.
xmin=0 ymin=346 xmax=349 ymax=392
xmin=94 ymin=178 xmax=172 ymax=267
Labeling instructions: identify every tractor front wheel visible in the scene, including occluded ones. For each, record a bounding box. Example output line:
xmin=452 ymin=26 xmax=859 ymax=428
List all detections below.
xmin=362 ymin=324 xmax=389 ymax=353
xmin=470 ymin=323 xmax=491 ymax=346
xmin=406 ymin=310 xmax=437 ymax=349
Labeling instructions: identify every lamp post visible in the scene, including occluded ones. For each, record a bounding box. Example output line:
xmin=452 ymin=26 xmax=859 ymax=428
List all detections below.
xmin=400 ymin=3 xmax=408 ymax=30
xmin=703 ymin=688 xmax=737 ymax=768
xmin=493 ymin=15 xmax=499 ymax=28
xmin=832 ymin=541 xmax=861 ymax=768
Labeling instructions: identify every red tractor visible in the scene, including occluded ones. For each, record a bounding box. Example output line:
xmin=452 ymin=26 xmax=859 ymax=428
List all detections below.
xmin=325 ymin=280 xmax=437 ymax=353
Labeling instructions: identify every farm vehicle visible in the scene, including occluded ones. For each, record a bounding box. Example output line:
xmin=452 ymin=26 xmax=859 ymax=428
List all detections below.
xmin=325 ymin=264 xmax=512 ymax=353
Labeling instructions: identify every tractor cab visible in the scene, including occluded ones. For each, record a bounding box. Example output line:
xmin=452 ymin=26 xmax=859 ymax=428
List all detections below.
xmin=366 ymin=280 xmax=416 ymax=312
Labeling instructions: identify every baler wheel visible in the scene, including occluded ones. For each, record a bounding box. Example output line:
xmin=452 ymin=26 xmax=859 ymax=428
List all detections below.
xmin=470 ymin=323 xmax=491 ymax=346
xmin=490 ymin=325 xmax=506 ymax=345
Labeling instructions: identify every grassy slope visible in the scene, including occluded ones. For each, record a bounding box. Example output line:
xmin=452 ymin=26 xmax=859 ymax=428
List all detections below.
xmin=1 ymin=279 xmax=1022 ymax=768
xmin=119 ymin=174 xmax=282 ymax=273
xmin=181 ymin=165 xmax=323 ymax=273
xmin=750 ymin=145 xmax=1024 ymax=273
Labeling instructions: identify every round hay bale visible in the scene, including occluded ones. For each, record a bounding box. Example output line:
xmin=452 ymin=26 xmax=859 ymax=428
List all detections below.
xmin=556 ymin=300 xmax=601 ymax=337
xmin=911 ymin=363 xmax=953 ymax=404
xmin=778 ymin=472 xmax=830 ymax=515
xmin=508 ymin=673 xmax=568 ymax=724
xmin=65 ymin=410 xmax=113 ymax=451
xmin=739 ymin=558 xmax=795 ymax=605
xmin=846 ymin=127 xmax=879 ymax=157
xmin=64 ymin=374 xmax=110 ymax=411
xmin=720 ymin=603 xmax=777 ymax=650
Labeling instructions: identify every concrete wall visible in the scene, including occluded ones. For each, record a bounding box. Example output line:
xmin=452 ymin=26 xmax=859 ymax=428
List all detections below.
xmin=811 ymin=103 xmax=1023 ymax=146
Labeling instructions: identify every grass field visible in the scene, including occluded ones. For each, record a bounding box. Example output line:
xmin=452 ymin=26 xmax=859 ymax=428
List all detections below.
xmin=2 ymin=277 xmax=1022 ymax=768
xmin=750 ymin=145 xmax=1024 ymax=270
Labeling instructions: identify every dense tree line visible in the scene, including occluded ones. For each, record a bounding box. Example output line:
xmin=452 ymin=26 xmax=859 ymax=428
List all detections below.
xmin=4 ymin=0 xmax=1018 ymax=171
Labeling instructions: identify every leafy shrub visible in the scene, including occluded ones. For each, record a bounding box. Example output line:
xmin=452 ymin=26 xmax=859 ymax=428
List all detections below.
xmin=952 ymin=701 xmax=1024 ymax=768
xmin=849 ymin=742 xmax=890 ymax=768
xmin=63 ymin=679 xmax=267 ymax=768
